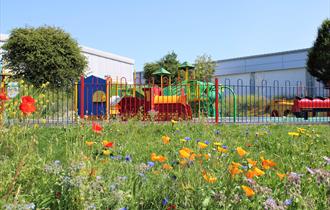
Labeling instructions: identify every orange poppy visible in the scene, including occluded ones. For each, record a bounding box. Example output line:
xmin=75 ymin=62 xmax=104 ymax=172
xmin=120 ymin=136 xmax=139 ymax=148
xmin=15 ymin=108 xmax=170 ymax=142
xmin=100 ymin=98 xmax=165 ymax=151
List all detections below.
xmin=92 ymin=122 xmax=103 ymax=133
xmin=162 ymin=164 xmax=173 ymax=170
xmin=151 ymin=153 xmax=167 ymax=162
xmin=229 ymin=162 xmax=243 ymax=177
xmin=241 ymin=185 xmax=255 ymax=197
xmin=276 ymin=173 xmax=287 ymax=180
xmin=245 ymin=170 xmax=256 ymax=179
xmin=85 ymin=141 xmax=94 ymax=147
xmin=261 ymin=157 xmax=276 ymax=169
xmin=236 ymin=147 xmax=247 ymax=157
xmin=253 ymin=167 xmax=265 ymax=176
xmin=247 ymin=158 xmax=257 ymax=167
xmin=202 ymin=171 xmax=217 ymax=183
xmin=162 ymin=135 xmax=170 ymax=144
xmin=179 ymin=149 xmax=191 ymax=159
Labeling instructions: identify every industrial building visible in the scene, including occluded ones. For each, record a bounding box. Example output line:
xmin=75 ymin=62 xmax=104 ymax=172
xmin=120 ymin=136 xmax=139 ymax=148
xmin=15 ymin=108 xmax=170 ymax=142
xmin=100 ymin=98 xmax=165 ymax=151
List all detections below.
xmin=214 ymin=48 xmax=327 ymax=96
xmin=0 ymin=34 xmax=135 ymax=83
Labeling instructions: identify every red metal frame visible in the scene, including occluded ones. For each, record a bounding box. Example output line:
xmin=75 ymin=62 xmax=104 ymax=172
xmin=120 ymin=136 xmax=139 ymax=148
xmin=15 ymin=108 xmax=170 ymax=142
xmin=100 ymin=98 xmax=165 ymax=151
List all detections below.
xmin=80 ymin=75 xmax=85 ymax=119
xmin=215 ymin=78 xmax=219 ymax=124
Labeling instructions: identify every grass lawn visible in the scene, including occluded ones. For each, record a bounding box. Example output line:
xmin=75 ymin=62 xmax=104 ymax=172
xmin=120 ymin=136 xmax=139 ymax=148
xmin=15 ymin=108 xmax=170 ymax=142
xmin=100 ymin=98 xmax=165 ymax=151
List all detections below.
xmin=0 ymin=122 xmax=329 ymax=209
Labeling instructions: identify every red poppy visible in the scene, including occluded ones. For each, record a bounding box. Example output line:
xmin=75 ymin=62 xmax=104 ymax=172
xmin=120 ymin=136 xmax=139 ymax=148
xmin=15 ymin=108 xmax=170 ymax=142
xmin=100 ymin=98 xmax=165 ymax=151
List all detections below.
xmin=0 ymin=92 xmax=9 ymax=101
xmin=167 ymin=204 xmax=176 ymax=210
xmin=104 ymin=142 xmax=113 ymax=148
xmin=19 ymin=96 xmax=36 ymax=115
xmin=22 ymin=96 xmax=35 ymax=104
xmin=92 ymin=122 xmax=102 ymax=133
xmin=19 ymin=102 xmax=36 ymax=114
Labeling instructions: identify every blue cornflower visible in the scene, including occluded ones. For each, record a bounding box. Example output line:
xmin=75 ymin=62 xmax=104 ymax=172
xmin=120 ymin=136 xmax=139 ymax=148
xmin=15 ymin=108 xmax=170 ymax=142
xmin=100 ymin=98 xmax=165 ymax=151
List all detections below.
xmin=119 ymin=208 xmax=128 ymax=210
xmin=162 ymin=198 xmax=169 ymax=206
xmin=241 ymin=165 xmax=248 ymax=170
xmin=222 ymin=145 xmax=228 ymax=149
xmin=205 ymin=140 xmax=210 ymax=145
xmin=284 ymin=198 xmax=292 ymax=206
xmin=147 ymin=161 xmax=155 ymax=167
xmin=184 ymin=137 xmax=191 ymax=141
xmin=196 ymin=139 xmax=201 ymax=143
xmin=125 ymin=155 xmax=132 ymax=162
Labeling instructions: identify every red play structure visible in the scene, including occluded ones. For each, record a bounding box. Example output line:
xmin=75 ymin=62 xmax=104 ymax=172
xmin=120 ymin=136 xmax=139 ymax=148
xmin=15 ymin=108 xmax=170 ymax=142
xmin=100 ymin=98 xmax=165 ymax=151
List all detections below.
xmin=118 ymin=86 xmax=192 ymax=120
xmin=292 ymin=97 xmax=330 ymax=119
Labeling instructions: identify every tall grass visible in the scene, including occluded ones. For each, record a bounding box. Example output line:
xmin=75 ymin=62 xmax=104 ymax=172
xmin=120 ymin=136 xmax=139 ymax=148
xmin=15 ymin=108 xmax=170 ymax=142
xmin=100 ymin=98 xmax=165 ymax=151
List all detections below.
xmin=0 ymin=122 xmax=329 ymax=209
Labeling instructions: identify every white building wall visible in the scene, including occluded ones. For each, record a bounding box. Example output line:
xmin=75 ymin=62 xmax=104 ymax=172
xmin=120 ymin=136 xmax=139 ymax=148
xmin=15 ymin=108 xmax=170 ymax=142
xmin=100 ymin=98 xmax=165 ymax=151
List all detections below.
xmin=82 ymin=46 xmax=134 ymax=84
xmin=254 ymin=68 xmax=306 ymax=87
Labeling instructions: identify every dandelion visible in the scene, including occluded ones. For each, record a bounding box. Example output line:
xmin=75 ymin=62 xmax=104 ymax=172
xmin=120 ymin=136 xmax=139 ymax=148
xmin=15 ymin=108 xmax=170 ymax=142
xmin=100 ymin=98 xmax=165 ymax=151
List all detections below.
xmin=288 ymin=132 xmax=300 ymax=137
xmin=217 ymin=146 xmax=228 ymax=153
xmin=236 ymin=147 xmax=247 ymax=157
xmin=103 ymin=150 xmax=111 ymax=156
xmin=92 ymin=122 xmax=102 ymax=133
xmin=241 ymin=185 xmax=255 ymax=197
xmin=162 ymin=135 xmax=170 ymax=144
xmin=198 ymin=142 xmax=208 ymax=149
xmin=214 ymin=142 xmax=221 ymax=146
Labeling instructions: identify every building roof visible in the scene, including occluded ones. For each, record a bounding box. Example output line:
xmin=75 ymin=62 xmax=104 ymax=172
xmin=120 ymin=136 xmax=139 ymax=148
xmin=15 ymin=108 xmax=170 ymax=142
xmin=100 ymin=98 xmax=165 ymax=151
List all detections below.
xmin=0 ymin=34 xmax=134 ymax=65
xmin=214 ymin=48 xmax=309 ymax=76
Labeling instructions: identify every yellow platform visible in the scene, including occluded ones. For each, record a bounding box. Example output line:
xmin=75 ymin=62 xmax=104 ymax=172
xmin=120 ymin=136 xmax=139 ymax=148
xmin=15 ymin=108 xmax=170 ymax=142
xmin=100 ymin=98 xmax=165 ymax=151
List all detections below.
xmin=154 ymin=96 xmax=186 ymax=104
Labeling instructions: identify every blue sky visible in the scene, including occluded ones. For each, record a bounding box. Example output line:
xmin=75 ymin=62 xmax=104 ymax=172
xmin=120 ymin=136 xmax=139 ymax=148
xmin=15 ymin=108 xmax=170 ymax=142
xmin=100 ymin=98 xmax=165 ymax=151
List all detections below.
xmin=1 ymin=0 xmax=330 ymax=71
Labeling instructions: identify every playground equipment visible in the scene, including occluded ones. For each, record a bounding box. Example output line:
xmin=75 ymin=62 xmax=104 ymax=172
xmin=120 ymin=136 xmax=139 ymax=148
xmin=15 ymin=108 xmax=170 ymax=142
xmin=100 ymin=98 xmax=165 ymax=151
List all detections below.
xmin=269 ymin=99 xmax=294 ymax=117
xmin=292 ymin=97 xmax=330 ymax=119
xmin=118 ymin=86 xmax=192 ymax=120
xmin=77 ymin=61 xmax=237 ymax=122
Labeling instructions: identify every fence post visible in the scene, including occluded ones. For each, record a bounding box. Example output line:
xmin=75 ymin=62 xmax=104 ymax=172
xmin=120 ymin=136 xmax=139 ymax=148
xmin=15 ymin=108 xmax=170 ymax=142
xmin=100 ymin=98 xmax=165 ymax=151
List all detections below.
xmin=215 ymin=78 xmax=219 ymax=124
xmin=80 ymin=75 xmax=85 ymax=119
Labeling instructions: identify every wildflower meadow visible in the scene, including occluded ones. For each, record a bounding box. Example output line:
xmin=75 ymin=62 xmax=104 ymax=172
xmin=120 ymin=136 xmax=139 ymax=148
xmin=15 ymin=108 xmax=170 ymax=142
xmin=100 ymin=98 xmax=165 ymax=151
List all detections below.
xmin=0 ymin=113 xmax=329 ymax=209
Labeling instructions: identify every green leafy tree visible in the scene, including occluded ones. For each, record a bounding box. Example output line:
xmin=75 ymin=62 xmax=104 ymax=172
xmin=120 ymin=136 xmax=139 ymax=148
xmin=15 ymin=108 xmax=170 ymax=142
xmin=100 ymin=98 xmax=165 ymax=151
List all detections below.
xmin=194 ymin=54 xmax=216 ymax=82
xmin=2 ymin=26 xmax=87 ymax=88
xmin=143 ymin=51 xmax=180 ymax=83
xmin=307 ymin=19 xmax=330 ymax=87
xmin=143 ymin=62 xmax=160 ymax=84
